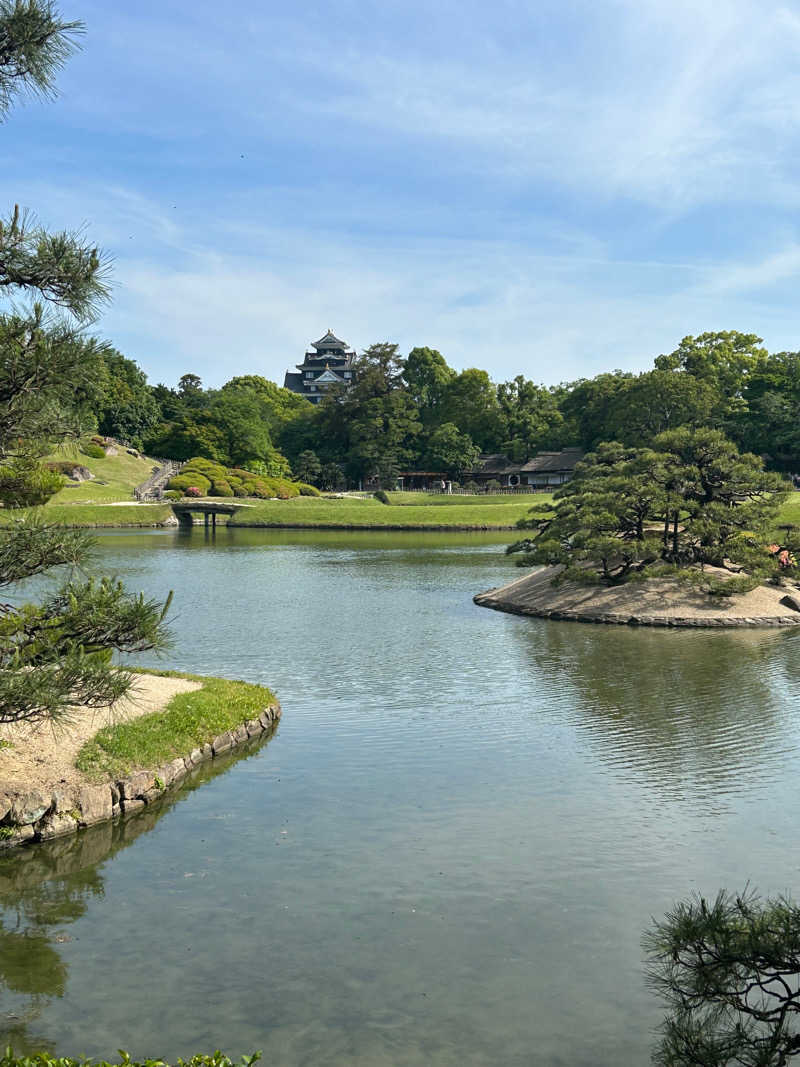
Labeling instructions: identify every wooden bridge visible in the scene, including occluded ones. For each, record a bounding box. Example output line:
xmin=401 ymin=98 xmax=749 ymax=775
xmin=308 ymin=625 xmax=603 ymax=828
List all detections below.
xmin=171 ymin=500 xmax=255 ymax=528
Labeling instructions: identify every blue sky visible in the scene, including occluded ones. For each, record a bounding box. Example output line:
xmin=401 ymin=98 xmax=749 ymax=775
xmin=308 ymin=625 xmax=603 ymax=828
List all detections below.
xmin=6 ymin=0 xmax=800 ymax=388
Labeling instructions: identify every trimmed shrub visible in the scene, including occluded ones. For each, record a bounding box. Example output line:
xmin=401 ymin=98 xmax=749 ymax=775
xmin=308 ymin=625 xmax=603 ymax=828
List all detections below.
xmin=374 ymin=489 xmax=390 ymax=504
xmin=185 ymin=486 xmax=203 ymax=498
xmin=299 ymin=483 xmax=321 ymax=496
xmin=233 ymin=485 xmax=248 ymax=497
xmin=46 ymin=460 xmax=84 ymax=476
xmin=167 ymin=473 xmax=212 ymax=494
xmin=79 ymin=441 xmax=106 ymax=459
xmin=210 ymin=479 xmax=234 ymax=497
xmin=91 ymin=434 xmax=106 ymax=445
xmin=163 ymin=489 xmax=182 ymax=500
xmin=486 ymin=479 xmax=502 ymax=491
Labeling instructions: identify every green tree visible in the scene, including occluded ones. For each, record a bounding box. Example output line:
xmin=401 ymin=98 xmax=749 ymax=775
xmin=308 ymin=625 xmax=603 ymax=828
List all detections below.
xmin=423 ymin=422 xmax=479 ymax=479
xmin=293 ymin=449 xmax=321 ymax=484
xmin=510 ymin=430 xmax=787 ymax=586
xmin=0 ymin=1 xmax=170 ymax=726
xmin=603 ymin=369 xmax=717 ymax=446
xmin=95 ymin=348 xmax=160 ymax=445
xmin=497 ymin=375 xmax=571 ymax=460
xmin=654 ymin=331 xmax=767 ymax=426
xmin=644 ymin=889 xmax=800 ymax=1066
xmin=509 ymin=442 xmax=670 ymax=582
xmin=323 ymin=342 xmax=421 ymax=488
xmin=177 ymin=372 xmax=203 ymax=401
xmin=402 ymin=346 xmax=455 ymax=428
xmin=559 ymin=371 xmax=635 ymax=449
xmin=440 ymin=367 xmax=502 ymax=450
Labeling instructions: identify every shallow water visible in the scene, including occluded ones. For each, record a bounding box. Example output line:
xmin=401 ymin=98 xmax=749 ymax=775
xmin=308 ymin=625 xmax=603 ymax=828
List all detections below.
xmin=2 ymin=528 xmax=800 ymax=1065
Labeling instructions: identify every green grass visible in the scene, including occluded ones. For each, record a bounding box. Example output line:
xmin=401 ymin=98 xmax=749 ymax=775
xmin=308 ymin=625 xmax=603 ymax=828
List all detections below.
xmin=386 ymin=491 xmax=551 ymax=507
xmin=229 ymin=494 xmax=553 ymax=529
xmin=0 ymin=502 xmax=172 ymax=527
xmin=44 ymin=443 xmax=158 ymax=504
xmin=75 ymin=670 xmax=277 ymax=781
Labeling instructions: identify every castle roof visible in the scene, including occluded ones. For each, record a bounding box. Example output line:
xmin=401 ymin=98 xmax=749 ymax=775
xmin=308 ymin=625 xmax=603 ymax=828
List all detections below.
xmin=312 ymin=330 xmax=348 ymax=350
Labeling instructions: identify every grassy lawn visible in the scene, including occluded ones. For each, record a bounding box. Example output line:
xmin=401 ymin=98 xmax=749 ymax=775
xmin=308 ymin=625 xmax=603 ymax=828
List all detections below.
xmin=228 ymin=493 xmax=553 ymax=528
xmin=45 ymin=444 xmax=158 ymax=504
xmin=386 ymin=491 xmax=552 ymax=507
xmin=75 ymin=670 xmax=277 ymax=781
xmin=0 ymin=502 xmax=172 ymax=526
xmin=776 ymin=493 xmax=800 ymax=528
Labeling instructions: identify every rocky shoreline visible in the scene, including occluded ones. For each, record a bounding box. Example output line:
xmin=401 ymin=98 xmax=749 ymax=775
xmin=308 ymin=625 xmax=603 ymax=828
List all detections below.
xmin=0 ymin=702 xmax=281 ymax=850
xmin=474 ymin=566 xmax=800 ymax=628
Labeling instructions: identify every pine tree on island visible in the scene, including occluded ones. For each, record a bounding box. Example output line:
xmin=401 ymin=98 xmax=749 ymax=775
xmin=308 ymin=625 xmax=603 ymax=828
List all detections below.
xmin=509 ymin=428 xmax=792 ymax=594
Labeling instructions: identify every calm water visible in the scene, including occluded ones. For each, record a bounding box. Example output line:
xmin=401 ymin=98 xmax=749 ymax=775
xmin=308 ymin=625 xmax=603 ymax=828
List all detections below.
xmin=3 ymin=528 xmax=800 ymax=1065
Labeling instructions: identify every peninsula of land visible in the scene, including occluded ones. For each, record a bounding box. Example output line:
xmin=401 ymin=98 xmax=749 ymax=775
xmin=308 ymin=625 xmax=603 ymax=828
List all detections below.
xmin=474 ymin=566 xmax=800 ymax=628
xmin=0 ymin=670 xmax=280 ymax=849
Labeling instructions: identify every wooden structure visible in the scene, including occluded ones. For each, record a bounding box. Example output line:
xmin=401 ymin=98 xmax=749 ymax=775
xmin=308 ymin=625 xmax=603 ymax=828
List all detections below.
xmin=283 ymin=329 xmax=356 ymax=404
xmin=171 ymin=500 xmax=254 ymax=529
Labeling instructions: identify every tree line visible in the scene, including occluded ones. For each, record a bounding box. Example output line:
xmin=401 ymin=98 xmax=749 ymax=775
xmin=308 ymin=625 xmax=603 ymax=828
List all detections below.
xmin=88 ymin=330 xmax=800 ymax=489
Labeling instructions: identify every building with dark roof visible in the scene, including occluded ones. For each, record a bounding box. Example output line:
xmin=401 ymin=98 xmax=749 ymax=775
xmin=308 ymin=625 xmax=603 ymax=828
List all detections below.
xmin=468 ymin=448 xmax=585 ymax=487
xmin=283 ymin=330 xmax=356 ymax=404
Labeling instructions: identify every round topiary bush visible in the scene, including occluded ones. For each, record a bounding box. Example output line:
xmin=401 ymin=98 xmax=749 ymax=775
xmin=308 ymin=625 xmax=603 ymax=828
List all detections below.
xmin=168 ymin=473 xmax=211 ymax=494
xmin=79 ymin=441 xmax=106 ymax=459
xmin=210 ymin=479 xmax=234 ymax=497
xmin=299 ymin=484 xmax=321 ymax=496
xmin=373 ymin=489 xmax=390 ymax=504
xmin=185 ymin=486 xmax=203 ymax=498
xmin=233 ymin=485 xmax=248 ymax=497
xmin=163 ymin=489 xmax=182 ymax=500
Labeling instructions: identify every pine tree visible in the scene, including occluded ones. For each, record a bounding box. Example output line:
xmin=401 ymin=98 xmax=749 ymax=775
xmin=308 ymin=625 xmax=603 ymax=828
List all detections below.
xmin=0 ymin=1 xmax=170 ymax=725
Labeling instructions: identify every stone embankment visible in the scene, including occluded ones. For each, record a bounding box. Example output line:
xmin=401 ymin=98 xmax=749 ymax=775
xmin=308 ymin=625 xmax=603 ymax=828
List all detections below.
xmin=0 ymin=704 xmax=280 ymax=849
xmin=474 ymin=566 xmax=800 ymax=628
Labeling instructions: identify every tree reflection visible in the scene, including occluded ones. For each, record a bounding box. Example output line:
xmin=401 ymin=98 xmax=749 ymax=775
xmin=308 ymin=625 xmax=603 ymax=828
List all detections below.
xmin=0 ymin=726 xmax=277 ymax=1052
xmin=510 ymin=620 xmax=794 ymax=803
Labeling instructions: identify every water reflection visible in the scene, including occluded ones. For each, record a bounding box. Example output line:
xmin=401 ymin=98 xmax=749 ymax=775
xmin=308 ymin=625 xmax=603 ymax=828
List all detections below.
xmin=512 ymin=620 xmax=796 ymax=805
xmin=0 ymin=729 xmax=277 ymax=1054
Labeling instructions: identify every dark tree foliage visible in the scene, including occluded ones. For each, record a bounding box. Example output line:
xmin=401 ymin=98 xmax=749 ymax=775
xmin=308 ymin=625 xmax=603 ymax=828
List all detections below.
xmin=0 ymin=1 xmax=170 ymax=726
xmin=644 ymin=889 xmax=800 ymax=1066
xmin=316 ymin=342 xmax=422 ymax=487
xmin=95 ymin=348 xmax=160 ymax=445
xmin=508 ymin=430 xmax=787 ymax=587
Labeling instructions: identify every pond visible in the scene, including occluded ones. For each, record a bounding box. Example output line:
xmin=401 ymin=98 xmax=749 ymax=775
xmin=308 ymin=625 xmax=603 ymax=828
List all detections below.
xmin=2 ymin=528 xmax=800 ymax=1065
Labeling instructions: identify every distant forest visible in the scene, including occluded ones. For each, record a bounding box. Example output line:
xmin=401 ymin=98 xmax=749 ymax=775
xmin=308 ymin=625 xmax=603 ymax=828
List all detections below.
xmin=87 ymin=331 xmax=800 ymax=488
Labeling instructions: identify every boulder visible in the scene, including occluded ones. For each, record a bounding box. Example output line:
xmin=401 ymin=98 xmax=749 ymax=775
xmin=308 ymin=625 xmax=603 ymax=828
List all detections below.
xmin=780 ymin=594 xmax=800 ymax=613
xmin=38 ymin=812 xmax=78 ymax=840
xmin=77 ymin=784 xmax=113 ymax=825
xmin=119 ymin=770 xmax=155 ymax=800
xmin=10 ymin=790 xmax=51 ymax=826
xmin=212 ymin=730 xmax=234 ymax=755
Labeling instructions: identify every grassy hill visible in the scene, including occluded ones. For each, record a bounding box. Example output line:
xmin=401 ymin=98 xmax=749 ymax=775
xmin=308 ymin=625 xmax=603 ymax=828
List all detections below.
xmin=45 ymin=443 xmax=159 ymax=504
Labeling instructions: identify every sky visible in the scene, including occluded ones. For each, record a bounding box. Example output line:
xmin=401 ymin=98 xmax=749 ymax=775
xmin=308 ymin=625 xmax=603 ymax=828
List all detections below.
xmin=5 ymin=0 xmax=800 ymax=388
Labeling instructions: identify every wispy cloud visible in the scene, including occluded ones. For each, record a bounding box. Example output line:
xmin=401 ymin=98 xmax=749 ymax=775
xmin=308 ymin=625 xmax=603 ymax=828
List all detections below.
xmin=2 ymin=0 xmax=800 ymax=386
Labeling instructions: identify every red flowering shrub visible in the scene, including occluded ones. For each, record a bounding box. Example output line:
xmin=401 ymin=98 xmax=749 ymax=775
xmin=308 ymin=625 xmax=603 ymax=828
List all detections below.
xmin=185 ymin=486 xmax=203 ymax=497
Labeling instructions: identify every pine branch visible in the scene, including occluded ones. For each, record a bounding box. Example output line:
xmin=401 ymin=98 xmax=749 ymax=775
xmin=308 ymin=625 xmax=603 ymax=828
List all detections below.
xmin=0 ymin=0 xmax=83 ymax=116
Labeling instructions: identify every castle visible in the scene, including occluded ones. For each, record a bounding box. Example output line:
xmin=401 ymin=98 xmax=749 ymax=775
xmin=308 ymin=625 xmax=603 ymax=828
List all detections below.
xmin=283 ymin=330 xmax=356 ymax=404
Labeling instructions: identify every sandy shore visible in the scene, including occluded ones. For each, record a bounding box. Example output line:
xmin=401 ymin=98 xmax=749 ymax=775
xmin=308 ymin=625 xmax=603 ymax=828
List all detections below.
xmin=0 ymin=672 xmax=201 ymax=793
xmin=474 ymin=566 xmax=800 ymax=627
